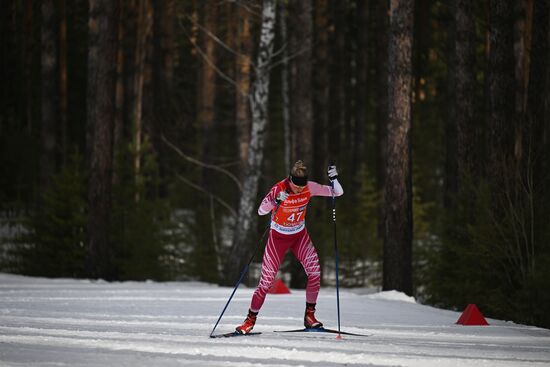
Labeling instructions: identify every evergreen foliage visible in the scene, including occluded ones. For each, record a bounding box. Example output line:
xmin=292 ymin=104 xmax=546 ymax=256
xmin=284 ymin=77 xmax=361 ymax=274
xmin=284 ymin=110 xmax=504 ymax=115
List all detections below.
xmin=13 ymin=150 xmax=87 ymax=278
xmin=110 ymin=134 xmax=171 ymax=281
xmin=338 ymin=167 xmax=382 ymax=287
xmin=411 ymin=171 xmax=436 ymax=299
xmin=428 ymin=167 xmax=550 ymax=328
xmin=188 ymin=197 xmax=221 ymax=284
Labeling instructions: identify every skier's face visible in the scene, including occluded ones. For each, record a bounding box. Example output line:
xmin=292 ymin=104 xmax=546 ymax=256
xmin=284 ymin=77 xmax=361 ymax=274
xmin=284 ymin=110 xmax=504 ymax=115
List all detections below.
xmin=289 ymin=181 xmax=305 ymax=194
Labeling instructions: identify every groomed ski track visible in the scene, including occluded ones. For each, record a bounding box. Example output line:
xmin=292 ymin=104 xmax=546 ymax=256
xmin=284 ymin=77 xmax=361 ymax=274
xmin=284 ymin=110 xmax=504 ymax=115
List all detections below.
xmin=1 ymin=273 xmax=549 ymax=367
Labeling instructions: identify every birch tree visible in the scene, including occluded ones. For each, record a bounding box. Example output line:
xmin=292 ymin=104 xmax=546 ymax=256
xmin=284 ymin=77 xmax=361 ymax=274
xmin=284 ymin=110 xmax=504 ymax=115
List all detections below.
xmin=224 ymin=0 xmax=277 ymax=284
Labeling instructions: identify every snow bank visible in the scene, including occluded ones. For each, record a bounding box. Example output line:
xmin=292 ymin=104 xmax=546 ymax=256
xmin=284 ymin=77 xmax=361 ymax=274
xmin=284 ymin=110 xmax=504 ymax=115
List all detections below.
xmin=366 ymin=290 xmax=417 ymax=303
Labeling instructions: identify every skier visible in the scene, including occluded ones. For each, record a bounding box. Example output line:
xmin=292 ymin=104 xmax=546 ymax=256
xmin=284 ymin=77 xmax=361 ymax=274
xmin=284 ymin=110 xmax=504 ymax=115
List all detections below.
xmin=236 ymin=160 xmax=343 ymax=334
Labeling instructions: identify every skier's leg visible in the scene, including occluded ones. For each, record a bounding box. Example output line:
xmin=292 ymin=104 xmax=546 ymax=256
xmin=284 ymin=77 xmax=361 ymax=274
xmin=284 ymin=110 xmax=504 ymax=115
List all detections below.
xmin=291 ymin=230 xmax=321 ymax=304
xmin=249 ymin=230 xmax=288 ymax=312
xmin=291 ymin=230 xmax=323 ymax=328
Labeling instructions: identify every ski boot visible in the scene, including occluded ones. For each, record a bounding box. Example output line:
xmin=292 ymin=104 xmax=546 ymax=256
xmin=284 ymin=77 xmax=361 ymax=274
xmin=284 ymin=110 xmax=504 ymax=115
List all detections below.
xmin=236 ymin=309 xmax=258 ymax=334
xmin=304 ymin=302 xmax=323 ymax=329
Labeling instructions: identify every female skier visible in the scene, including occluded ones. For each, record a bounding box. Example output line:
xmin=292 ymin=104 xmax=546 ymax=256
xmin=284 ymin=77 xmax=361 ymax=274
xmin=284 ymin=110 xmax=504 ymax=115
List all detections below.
xmin=236 ymin=160 xmax=343 ymax=334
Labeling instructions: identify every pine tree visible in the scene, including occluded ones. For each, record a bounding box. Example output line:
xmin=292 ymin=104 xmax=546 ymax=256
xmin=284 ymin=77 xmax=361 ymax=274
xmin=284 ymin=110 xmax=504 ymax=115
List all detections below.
xmin=17 ymin=151 xmax=87 ymax=277
xmin=86 ymin=0 xmax=118 ymax=280
xmin=383 ymin=0 xmax=414 ymax=296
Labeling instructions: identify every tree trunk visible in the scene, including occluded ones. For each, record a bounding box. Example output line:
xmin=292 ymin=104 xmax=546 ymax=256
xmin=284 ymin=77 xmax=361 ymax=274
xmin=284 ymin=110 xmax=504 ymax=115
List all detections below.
xmin=372 ymin=0 xmax=389 ymax=239
xmin=59 ymin=0 xmax=68 ymax=165
xmin=487 ymin=0 xmax=515 ymax=183
xmin=328 ymin=1 xmax=348 ymax=161
xmin=445 ymin=0 xmax=457 ymax=210
xmin=195 ymin=0 xmax=219 ymax=283
xmin=343 ymin=4 xmax=354 ymax=167
xmin=526 ymin=0 xmax=549 ymax=180
xmin=198 ymin=0 xmax=217 ymax=172
xmin=514 ymin=0 xmax=532 ymax=119
xmin=413 ymin=0 xmax=430 ymax=104
xmin=544 ymin=4 xmax=550 ymax=176
xmin=22 ymin=0 xmax=34 ymax=133
xmin=513 ymin=0 xmax=532 ymax=170
xmin=312 ymin=0 xmax=330 ymax=181
xmin=455 ymin=0 xmax=477 ymax=182
xmin=86 ymin=0 xmax=118 ymax=280
xmin=131 ymin=0 xmax=152 ymax=202
xmin=151 ymin=0 xmax=176 ymax=197
xmin=279 ymin=0 xmax=291 ymax=170
xmin=40 ymin=0 xmax=58 ymax=190
xmin=287 ymin=0 xmax=313 ymax=289
xmin=526 ymin=0 xmax=547 ymax=126
xmin=353 ymin=0 xmax=369 ymax=187
xmin=121 ymin=1 xmax=139 ymax=145
xmin=236 ymin=0 xmax=253 ymax=180
xmin=289 ymin=0 xmax=313 ymax=165
xmin=383 ymin=0 xmax=414 ymax=296
xmin=447 ymin=0 xmax=477 ymax=203
xmin=113 ymin=7 xmax=124 ymax=186
xmin=224 ymin=0 xmax=277 ymax=285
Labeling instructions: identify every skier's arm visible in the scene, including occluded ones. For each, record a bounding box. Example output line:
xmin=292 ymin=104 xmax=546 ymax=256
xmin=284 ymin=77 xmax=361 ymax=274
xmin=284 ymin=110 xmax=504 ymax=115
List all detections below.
xmin=258 ymin=185 xmax=278 ymax=215
xmin=308 ymin=179 xmax=343 ymax=197
xmin=307 ymin=165 xmax=343 ymax=197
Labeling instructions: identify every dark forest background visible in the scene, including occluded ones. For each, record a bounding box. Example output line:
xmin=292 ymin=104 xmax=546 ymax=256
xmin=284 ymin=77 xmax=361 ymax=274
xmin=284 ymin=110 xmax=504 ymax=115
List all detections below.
xmin=1 ymin=0 xmax=549 ymax=328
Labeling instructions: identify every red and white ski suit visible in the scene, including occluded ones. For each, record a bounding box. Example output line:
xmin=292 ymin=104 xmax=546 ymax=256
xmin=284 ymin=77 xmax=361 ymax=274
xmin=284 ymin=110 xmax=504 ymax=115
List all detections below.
xmin=249 ymin=178 xmax=343 ymax=312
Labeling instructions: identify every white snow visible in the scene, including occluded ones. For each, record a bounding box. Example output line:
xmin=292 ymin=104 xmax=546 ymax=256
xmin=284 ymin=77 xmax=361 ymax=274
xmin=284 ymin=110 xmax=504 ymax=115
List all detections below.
xmin=365 ymin=290 xmax=417 ymax=303
xmin=0 ymin=273 xmax=549 ymax=367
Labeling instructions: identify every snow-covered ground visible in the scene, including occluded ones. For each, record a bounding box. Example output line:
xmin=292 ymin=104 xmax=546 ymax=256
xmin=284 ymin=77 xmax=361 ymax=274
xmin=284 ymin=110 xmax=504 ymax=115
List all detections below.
xmin=0 ymin=273 xmax=549 ymax=367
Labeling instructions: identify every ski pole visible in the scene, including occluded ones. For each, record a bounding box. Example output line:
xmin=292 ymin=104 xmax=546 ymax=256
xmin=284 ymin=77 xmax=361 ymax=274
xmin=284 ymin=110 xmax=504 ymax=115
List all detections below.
xmin=329 ymin=163 xmax=342 ymax=338
xmin=209 ymin=199 xmax=283 ymax=337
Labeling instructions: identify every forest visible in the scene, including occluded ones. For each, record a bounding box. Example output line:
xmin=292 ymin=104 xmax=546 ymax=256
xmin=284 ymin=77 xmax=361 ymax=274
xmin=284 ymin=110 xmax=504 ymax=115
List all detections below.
xmin=1 ymin=0 xmax=549 ymax=329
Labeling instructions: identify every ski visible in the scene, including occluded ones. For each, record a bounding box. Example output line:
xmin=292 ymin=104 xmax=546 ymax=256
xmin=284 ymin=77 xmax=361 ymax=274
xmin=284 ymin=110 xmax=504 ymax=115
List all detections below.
xmin=210 ymin=331 xmax=262 ymax=338
xmin=274 ymin=327 xmax=370 ymax=337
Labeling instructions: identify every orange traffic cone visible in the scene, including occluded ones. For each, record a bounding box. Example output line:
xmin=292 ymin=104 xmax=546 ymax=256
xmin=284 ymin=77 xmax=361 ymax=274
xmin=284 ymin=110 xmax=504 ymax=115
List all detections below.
xmin=456 ymin=304 xmax=489 ymax=325
xmin=268 ymin=279 xmax=291 ymax=294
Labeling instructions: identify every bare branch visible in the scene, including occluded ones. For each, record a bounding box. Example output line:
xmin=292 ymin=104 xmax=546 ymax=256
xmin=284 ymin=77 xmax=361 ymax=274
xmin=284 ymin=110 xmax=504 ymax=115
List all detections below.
xmin=178 ymin=20 xmax=245 ymax=95
xmin=267 ymin=44 xmax=312 ymax=72
xmin=233 ymin=0 xmax=263 ymax=19
xmin=175 ymin=174 xmax=237 ymax=218
xmin=162 ymin=134 xmax=243 ymax=192
xmin=184 ymin=13 xmax=241 ymax=58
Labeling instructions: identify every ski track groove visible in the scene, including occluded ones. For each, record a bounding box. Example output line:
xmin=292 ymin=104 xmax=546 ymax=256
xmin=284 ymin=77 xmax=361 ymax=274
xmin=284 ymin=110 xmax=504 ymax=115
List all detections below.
xmin=1 ymin=321 xmax=548 ymax=365
xmin=1 ymin=314 xmax=547 ymax=351
xmin=3 ymin=333 xmax=548 ymax=367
